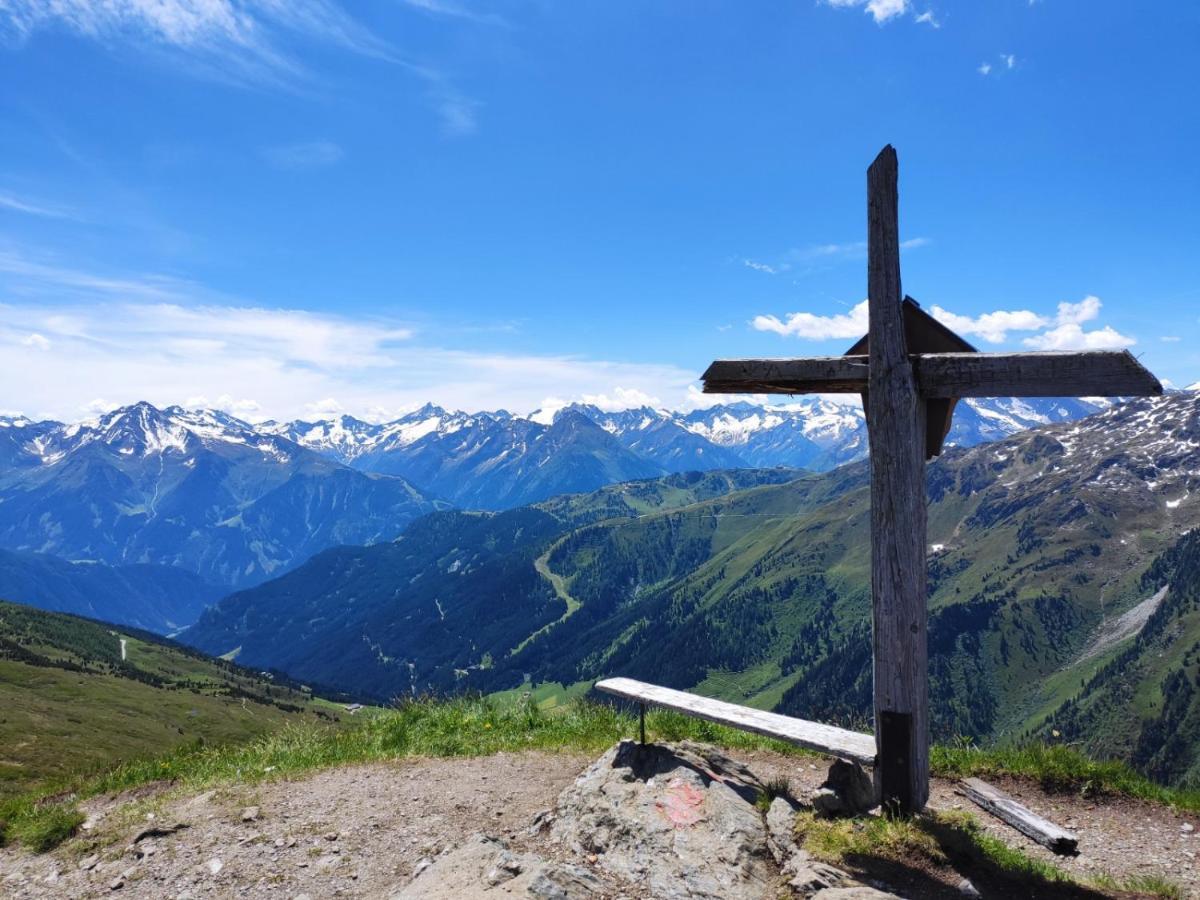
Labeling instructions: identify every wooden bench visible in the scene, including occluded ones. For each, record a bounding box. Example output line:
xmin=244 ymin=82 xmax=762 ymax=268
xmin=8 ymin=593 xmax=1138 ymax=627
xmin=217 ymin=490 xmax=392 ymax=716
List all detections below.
xmin=594 ymin=676 xmax=877 ymax=768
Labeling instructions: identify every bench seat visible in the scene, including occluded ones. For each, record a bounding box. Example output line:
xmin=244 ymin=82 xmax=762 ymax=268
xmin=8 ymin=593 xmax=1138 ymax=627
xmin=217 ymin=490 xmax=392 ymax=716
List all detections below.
xmin=595 ymin=676 xmax=876 ymax=767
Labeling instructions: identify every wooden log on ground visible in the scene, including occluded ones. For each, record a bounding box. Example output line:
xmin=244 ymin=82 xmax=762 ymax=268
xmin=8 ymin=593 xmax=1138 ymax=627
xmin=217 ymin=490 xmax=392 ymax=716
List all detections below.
xmin=594 ymin=677 xmax=877 ymax=767
xmin=960 ymin=777 xmax=1079 ymax=855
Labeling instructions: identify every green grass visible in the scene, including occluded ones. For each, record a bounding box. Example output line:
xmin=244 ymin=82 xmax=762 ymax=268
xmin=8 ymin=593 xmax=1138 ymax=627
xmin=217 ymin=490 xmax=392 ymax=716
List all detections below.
xmin=794 ymin=808 xmax=1182 ymax=899
xmin=0 ymin=695 xmax=806 ymax=853
xmin=3 ymin=695 xmax=1197 ymax=858
xmin=931 ymin=741 xmax=1200 ymax=812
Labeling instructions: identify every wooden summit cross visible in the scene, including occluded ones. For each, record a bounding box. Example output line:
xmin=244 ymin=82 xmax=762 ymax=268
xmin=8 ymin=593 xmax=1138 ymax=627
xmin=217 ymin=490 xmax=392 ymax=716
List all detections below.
xmin=702 ymin=146 xmax=1162 ymax=814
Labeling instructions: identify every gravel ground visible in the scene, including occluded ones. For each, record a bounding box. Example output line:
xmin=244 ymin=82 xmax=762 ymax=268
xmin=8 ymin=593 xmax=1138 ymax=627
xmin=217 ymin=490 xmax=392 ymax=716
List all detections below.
xmin=0 ymin=748 xmax=1196 ymax=899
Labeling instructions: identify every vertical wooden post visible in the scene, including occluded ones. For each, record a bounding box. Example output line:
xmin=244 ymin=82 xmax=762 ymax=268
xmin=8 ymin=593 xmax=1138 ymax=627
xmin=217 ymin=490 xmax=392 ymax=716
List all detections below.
xmin=866 ymin=145 xmax=929 ymax=814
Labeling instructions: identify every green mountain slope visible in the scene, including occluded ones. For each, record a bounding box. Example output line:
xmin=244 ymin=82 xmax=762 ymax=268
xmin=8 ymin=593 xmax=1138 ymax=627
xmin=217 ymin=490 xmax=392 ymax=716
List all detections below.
xmin=182 ymin=469 xmax=808 ymax=698
xmin=182 ymin=394 xmax=1200 ymax=785
xmin=0 ymin=549 xmax=220 ymax=634
xmin=0 ymin=600 xmax=349 ymax=798
xmin=1041 ymin=529 xmax=1200 ymax=788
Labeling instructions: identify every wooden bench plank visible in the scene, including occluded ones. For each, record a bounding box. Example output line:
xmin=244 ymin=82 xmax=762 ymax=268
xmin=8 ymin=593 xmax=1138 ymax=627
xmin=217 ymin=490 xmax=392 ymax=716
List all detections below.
xmin=594 ymin=677 xmax=877 ymax=767
xmin=960 ymin=777 xmax=1079 ymax=855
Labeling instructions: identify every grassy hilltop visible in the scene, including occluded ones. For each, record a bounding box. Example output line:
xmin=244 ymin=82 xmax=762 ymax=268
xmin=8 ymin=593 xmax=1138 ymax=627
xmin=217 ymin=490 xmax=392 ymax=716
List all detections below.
xmin=0 ymin=600 xmax=350 ymax=800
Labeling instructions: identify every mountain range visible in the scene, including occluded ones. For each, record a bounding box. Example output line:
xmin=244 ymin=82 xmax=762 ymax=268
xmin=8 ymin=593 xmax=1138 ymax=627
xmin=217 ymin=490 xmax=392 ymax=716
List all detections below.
xmin=183 ymin=391 xmax=1200 ymax=786
xmin=262 ymin=394 xmax=1105 ymax=508
xmin=0 ymin=402 xmax=438 ymax=593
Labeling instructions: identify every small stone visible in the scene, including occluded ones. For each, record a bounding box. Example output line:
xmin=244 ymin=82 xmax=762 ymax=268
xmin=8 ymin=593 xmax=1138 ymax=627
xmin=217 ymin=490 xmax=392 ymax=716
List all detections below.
xmin=241 ymin=806 xmax=260 ymax=822
xmin=956 ymin=876 xmax=982 ymax=897
xmin=286 ymin=836 xmax=297 ymax=848
xmin=206 ymin=858 xmax=223 ymax=876
xmin=324 ymin=831 xmax=339 ymax=841
xmin=79 ymin=854 xmax=100 ymax=871
xmin=109 ymin=877 xmax=125 ymax=891
xmin=1182 ymin=823 xmax=1195 ymax=834
xmin=412 ymin=857 xmax=433 ymax=878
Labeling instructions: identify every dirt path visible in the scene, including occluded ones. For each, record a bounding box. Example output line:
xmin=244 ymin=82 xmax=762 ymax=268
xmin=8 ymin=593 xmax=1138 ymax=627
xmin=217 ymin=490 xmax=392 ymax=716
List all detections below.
xmin=0 ymin=749 xmax=1196 ymax=898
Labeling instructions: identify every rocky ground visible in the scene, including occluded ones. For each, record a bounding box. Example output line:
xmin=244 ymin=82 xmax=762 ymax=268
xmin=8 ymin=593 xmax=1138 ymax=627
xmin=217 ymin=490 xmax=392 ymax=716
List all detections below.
xmin=0 ymin=743 xmax=1195 ymax=899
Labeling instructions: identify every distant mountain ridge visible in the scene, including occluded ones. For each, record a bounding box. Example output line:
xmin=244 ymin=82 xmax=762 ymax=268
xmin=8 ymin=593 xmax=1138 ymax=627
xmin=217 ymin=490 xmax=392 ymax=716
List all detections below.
xmin=258 ymin=394 xmax=1114 ymax=507
xmin=0 ymin=402 xmax=438 ymax=590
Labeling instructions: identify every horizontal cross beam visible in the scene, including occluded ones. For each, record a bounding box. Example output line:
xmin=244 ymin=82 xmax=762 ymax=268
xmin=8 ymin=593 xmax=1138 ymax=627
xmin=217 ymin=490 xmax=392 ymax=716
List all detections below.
xmin=702 ymin=350 xmax=1162 ymax=398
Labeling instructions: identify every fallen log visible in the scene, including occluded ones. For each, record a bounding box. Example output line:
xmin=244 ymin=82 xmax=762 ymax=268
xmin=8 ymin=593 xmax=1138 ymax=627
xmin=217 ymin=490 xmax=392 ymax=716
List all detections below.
xmin=959 ymin=777 xmax=1079 ymax=855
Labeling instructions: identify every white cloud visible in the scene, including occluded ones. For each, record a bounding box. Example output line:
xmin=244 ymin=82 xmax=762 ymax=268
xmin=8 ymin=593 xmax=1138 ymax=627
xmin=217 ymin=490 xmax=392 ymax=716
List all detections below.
xmin=1020 ymin=296 xmax=1134 ymax=350
xmin=1054 ymin=295 xmax=1101 ymax=325
xmin=20 ymin=332 xmax=50 ymax=350
xmin=754 ymin=294 xmax=1134 ymax=350
xmin=1002 ymin=53 xmax=1017 ymax=69
xmin=752 ymin=300 xmax=869 ymax=340
xmin=261 ymin=141 xmax=344 ymax=170
xmin=580 ymin=387 xmax=662 ymax=411
xmin=978 ymin=62 xmax=993 ymax=76
xmin=1023 ymin=324 xmax=1135 ymax=351
xmin=824 ymin=0 xmax=911 ymax=24
xmin=1161 ymin=336 xmax=1182 ymax=343
xmin=914 ymin=10 xmax=939 ymax=27
xmin=929 ymin=306 xmax=1047 ymax=343
xmin=0 ymin=292 xmax=696 ymax=422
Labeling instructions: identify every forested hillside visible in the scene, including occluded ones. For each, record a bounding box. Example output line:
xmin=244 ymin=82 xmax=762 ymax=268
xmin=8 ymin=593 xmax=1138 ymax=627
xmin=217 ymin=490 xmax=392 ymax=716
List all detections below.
xmin=183 ymin=393 xmax=1200 ymax=786
xmin=0 ymin=549 xmax=219 ymax=633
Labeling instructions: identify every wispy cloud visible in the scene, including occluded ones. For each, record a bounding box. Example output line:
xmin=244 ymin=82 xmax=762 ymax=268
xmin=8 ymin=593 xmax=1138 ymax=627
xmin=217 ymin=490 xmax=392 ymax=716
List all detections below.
xmin=0 ymin=191 xmax=79 ymax=220
xmin=980 ymin=53 xmax=1017 ymax=76
xmin=0 ymin=1 xmax=480 ymax=134
xmin=0 ymin=0 xmax=389 ymax=87
xmin=745 ymin=236 xmax=929 ymax=277
xmin=0 ymin=249 xmax=694 ymax=421
xmin=914 ymin=10 xmax=940 ymax=28
xmin=261 ymin=140 xmax=344 ymax=170
xmin=399 ymin=0 xmax=508 ymax=27
xmin=743 ymin=259 xmax=781 ymax=275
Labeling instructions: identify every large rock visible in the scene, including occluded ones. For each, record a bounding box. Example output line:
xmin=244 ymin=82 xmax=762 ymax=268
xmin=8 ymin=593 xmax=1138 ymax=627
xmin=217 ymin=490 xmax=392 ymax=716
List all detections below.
xmin=810 ymin=759 xmax=876 ymax=817
xmin=550 ymin=740 xmax=776 ymax=900
xmin=392 ymin=834 xmax=602 ymax=899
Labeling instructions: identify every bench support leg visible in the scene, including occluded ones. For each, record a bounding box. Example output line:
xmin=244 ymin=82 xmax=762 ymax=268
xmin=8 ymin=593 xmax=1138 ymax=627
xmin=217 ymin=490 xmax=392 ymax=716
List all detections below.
xmin=639 ymin=702 xmax=646 ymax=745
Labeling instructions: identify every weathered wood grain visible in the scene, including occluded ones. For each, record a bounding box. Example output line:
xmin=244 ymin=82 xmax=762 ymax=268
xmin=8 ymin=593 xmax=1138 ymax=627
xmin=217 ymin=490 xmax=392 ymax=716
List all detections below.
xmin=594 ymin=677 xmax=877 ymax=766
xmin=867 ymin=145 xmax=929 ymax=814
xmin=701 ymin=356 xmax=868 ymax=395
xmin=960 ymin=777 xmax=1080 ymax=855
xmin=702 ymin=351 xmax=1162 ymax=399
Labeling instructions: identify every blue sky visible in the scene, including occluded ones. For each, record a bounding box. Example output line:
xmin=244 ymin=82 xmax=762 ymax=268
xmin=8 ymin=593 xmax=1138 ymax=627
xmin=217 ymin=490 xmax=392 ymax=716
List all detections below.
xmin=0 ymin=0 xmax=1196 ymax=422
